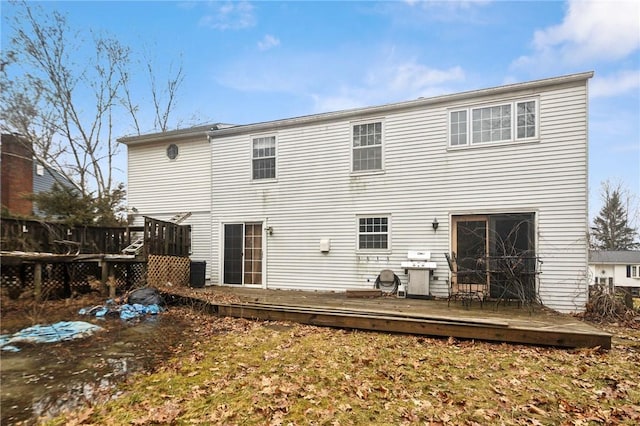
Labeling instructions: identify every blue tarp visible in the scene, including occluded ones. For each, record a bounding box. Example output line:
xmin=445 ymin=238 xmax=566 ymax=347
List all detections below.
xmin=1 ymin=321 xmax=103 ymax=352
xmin=78 ymin=302 xmax=163 ymax=320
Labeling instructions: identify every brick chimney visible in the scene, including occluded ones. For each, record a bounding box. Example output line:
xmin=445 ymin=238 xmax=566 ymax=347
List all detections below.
xmin=1 ymin=134 xmax=34 ymax=216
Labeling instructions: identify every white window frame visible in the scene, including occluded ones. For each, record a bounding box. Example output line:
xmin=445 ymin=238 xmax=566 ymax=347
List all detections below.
xmin=351 ymin=120 xmax=384 ymax=173
xmin=357 ymin=215 xmax=391 ymax=252
xmin=631 ymin=265 xmax=640 ymax=279
xmin=251 ymin=135 xmax=277 ymax=181
xmin=448 ymin=98 xmax=538 ymax=147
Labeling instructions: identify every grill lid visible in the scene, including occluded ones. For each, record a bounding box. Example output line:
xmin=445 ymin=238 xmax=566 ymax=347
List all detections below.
xmin=407 ymin=250 xmax=431 ymax=261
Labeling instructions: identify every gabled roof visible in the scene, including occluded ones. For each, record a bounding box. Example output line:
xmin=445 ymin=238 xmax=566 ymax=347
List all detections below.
xmin=589 ymin=250 xmax=640 ymax=264
xmin=118 ymin=71 xmax=594 ymax=146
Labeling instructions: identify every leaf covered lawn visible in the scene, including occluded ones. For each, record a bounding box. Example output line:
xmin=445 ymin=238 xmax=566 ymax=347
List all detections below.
xmin=51 ymin=314 xmax=640 ymax=425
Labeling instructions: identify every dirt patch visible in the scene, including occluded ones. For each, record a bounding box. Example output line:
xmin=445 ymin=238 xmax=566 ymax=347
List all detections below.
xmin=1 ymin=294 xmax=212 ymax=425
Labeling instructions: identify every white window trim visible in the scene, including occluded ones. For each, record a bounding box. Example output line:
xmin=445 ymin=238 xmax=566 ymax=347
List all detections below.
xmin=631 ymin=265 xmax=640 ymax=279
xmin=350 ymin=119 xmax=385 ymax=175
xmin=356 ymin=214 xmax=391 ymax=253
xmin=250 ymin=134 xmax=277 ymax=183
xmin=448 ymin=98 xmax=539 ymax=148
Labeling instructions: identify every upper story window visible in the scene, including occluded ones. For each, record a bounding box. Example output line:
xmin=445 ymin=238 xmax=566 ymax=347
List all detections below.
xmin=352 ymin=121 xmax=383 ymax=172
xmin=166 ymin=144 xmax=179 ymax=160
xmin=627 ymin=265 xmax=640 ymax=279
xmin=449 ymin=99 xmax=537 ymax=147
xmin=358 ymin=216 xmax=389 ymax=250
xmin=252 ymin=136 xmax=276 ymax=180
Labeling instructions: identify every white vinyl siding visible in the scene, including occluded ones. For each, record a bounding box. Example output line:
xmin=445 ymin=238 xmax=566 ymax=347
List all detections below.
xmin=127 ymin=137 xmax=212 ymax=276
xmin=210 ymin=78 xmax=588 ymax=313
xmin=124 ymin=73 xmax=590 ymax=313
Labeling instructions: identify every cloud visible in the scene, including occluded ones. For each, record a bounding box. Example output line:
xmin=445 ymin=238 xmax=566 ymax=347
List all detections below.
xmin=258 ymin=34 xmax=280 ymax=51
xmin=590 ymin=70 xmax=640 ymax=98
xmin=312 ymin=62 xmax=466 ymax=112
xmin=367 ymin=63 xmax=465 ymax=94
xmin=199 ymin=1 xmax=255 ymax=30
xmin=400 ymin=0 xmax=492 ymax=22
xmin=513 ymin=0 xmax=640 ymax=68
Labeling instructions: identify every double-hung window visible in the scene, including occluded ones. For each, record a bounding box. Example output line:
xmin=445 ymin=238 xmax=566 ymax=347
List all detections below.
xmin=449 ymin=99 xmax=537 ymax=147
xmin=358 ymin=216 xmax=389 ymax=250
xmin=252 ymin=136 xmax=276 ymax=180
xmin=352 ymin=121 xmax=383 ymax=172
xmin=628 ymin=265 xmax=640 ymax=279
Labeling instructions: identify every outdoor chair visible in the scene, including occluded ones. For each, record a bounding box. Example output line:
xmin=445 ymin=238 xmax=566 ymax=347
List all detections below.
xmin=445 ymin=251 xmax=487 ymax=308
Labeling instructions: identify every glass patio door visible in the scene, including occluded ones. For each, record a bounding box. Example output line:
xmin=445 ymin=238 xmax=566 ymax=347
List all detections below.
xmin=223 ymin=223 xmax=263 ymax=285
xmin=452 ymin=216 xmax=489 ymax=287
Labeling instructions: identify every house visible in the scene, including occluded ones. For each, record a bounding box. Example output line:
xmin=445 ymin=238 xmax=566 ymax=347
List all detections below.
xmin=1 ymin=133 xmax=77 ymax=217
xmin=119 ymin=71 xmax=593 ymax=313
xmin=588 ymin=250 xmax=640 ymax=296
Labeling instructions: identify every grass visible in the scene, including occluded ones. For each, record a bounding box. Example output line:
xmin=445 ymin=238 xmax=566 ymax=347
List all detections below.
xmin=47 ymin=315 xmax=640 ymax=425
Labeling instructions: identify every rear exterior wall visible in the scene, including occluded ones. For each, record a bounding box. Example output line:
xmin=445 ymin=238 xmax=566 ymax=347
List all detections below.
xmin=127 ymin=136 xmax=211 ymax=276
xmin=210 ymin=79 xmax=589 ymax=313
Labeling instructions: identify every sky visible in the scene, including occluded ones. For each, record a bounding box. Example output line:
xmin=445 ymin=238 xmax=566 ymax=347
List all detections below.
xmin=2 ymin=0 xmax=639 ymax=225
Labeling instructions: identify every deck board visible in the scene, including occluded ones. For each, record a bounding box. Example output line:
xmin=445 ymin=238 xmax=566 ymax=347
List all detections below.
xmin=165 ymin=286 xmax=611 ymax=349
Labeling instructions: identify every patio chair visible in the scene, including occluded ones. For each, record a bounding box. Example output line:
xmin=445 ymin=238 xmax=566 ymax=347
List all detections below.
xmin=445 ymin=252 xmax=487 ymax=308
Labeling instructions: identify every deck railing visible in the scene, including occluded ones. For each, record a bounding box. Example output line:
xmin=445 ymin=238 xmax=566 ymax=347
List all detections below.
xmin=143 ymin=216 xmax=191 ymax=257
xmin=0 ymin=217 xmax=142 ymax=254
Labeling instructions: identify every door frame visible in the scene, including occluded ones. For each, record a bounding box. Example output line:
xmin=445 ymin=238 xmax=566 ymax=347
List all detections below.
xmin=451 ymin=215 xmax=490 ymax=288
xmin=450 ymin=212 xmax=538 ymax=297
xmin=220 ymin=219 xmax=268 ymax=288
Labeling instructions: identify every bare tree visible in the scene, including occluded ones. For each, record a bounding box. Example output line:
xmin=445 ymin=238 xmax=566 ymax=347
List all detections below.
xmin=1 ymin=1 xmax=185 ymax=223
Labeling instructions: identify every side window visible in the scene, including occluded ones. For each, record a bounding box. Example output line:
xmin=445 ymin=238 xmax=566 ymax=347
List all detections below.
xmin=450 ymin=110 xmax=467 ymax=146
xmin=358 ymin=216 xmax=389 ymax=250
xmin=352 ymin=122 xmax=383 ymax=172
xmin=517 ymin=101 xmax=536 ymax=139
xmin=252 ymin=136 xmax=276 ymax=180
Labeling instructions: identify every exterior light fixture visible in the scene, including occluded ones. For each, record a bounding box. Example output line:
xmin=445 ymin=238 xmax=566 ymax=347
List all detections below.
xmin=432 ymin=218 xmax=439 ymax=231
xmin=266 ymin=226 xmax=273 ymax=236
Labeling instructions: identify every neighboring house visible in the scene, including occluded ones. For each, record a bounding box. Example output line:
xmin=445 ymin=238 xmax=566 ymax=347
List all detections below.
xmin=120 ymin=71 xmax=593 ymax=313
xmin=588 ymin=250 xmax=640 ymax=296
xmin=1 ymin=133 xmax=77 ymax=217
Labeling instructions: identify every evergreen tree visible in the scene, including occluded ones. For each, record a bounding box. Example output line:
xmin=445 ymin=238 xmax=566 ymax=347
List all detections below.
xmin=591 ymin=182 xmax=639 ymax=250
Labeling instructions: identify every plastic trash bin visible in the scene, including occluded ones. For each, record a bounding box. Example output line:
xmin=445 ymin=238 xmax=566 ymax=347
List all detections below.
xmin=190 ymin=261 xmax=206 ymax=288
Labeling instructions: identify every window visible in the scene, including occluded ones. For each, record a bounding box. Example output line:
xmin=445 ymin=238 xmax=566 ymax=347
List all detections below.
xmin=472 ymin=104 xmax=511 ymax=143
xmin=352 ymin=121 xmax=382 ymax=172
xmin=166 ymin=144 xmax=179 ymax=160
xmin=358 ymin=217 xmax=389 ymax=250
xmin=450 ymin=99 xmax=537 ymax=147
xmin=628 ymin=265 xmax=640 ymax=278
xmin=252 ymin=136 xmax=276 ymax=180
xmin=450 ymin=110 xmax=467 ymax=146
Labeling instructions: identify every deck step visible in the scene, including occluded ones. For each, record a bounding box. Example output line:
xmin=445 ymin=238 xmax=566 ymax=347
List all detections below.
xmin=121 ymin=236 xmax=144 ymax=255
xmin=169 ymin=212 xmax=192 ymax=224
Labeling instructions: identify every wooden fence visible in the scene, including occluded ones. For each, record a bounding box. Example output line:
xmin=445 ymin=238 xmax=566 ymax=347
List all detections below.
xmin=1 ymin=218 xmax=142 ymax=254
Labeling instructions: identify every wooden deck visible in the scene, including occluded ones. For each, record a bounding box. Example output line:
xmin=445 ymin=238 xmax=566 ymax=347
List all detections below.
xmin=166 ymin=286 xmax=611 ymax=349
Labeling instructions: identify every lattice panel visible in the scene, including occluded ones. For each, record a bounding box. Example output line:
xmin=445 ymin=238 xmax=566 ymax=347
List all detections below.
xmin=67 ymin=262 xmax=102 ymax=293
xmin=1 ymin=265 xmax=24 ymax=299
xmin=41 ymin=264 xmax=67 ymax=299
xmin=111 ymin=262 xmax=147 ymax=292
xmin=147 ymin=255 xmax=189 ymax=287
